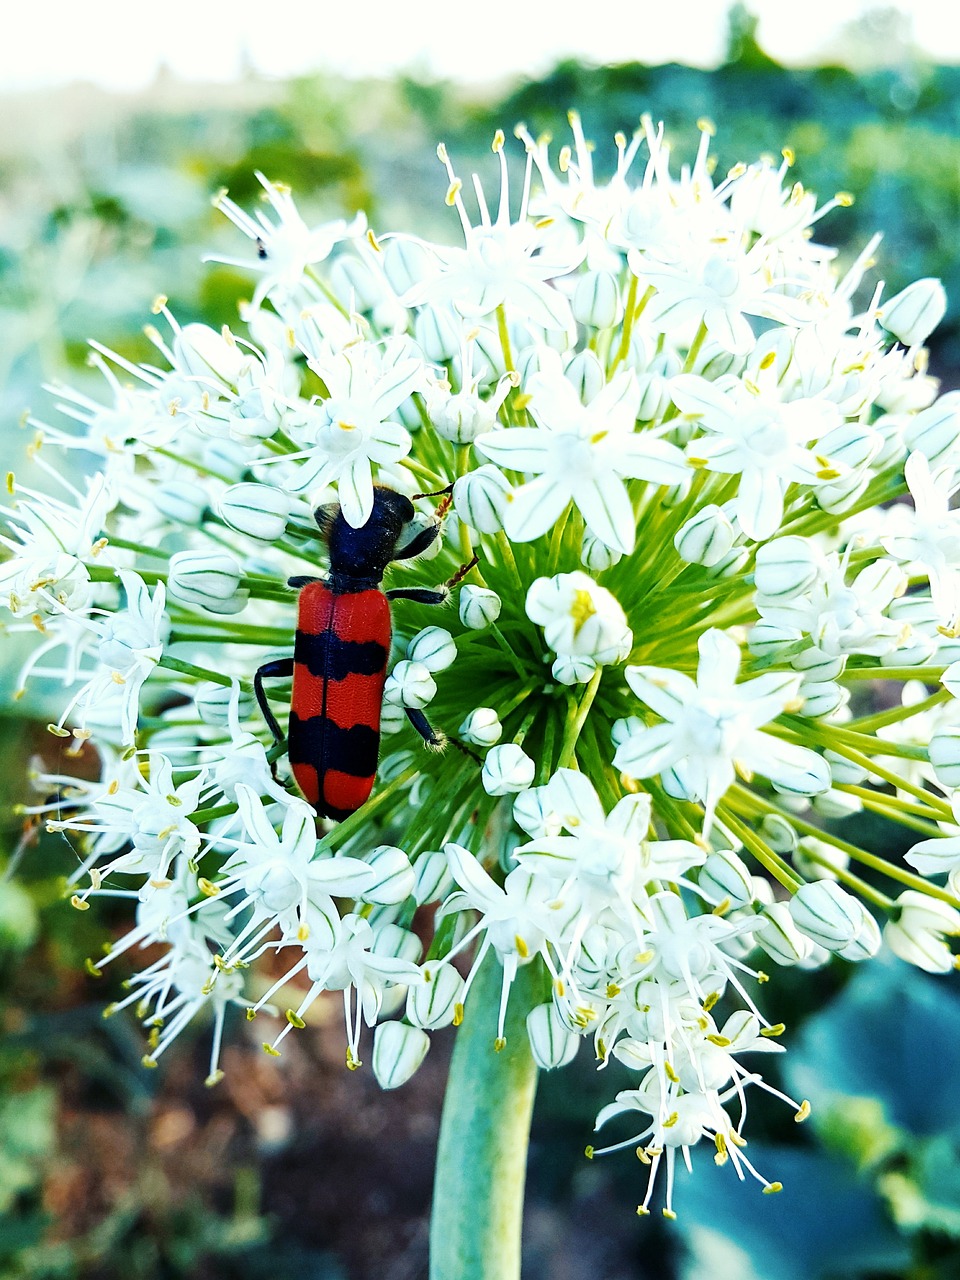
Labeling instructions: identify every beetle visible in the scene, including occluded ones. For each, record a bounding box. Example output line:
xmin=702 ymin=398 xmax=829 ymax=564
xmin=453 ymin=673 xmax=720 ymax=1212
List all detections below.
xmin=254 ymin=486 xmax=470 ymax=820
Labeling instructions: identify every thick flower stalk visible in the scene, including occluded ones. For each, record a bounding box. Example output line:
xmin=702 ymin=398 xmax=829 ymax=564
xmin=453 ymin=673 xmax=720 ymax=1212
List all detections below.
xmin=8 ymin=119 xmax=960 ymax=1246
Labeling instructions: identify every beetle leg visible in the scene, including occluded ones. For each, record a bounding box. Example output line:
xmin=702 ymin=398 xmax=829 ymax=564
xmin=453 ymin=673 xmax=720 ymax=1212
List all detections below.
xmin=385 ymin=586 xmax=449 ymax=605
xmin=287 ymin=575 xmax=322 ymax=590
xmin=254 ymin=657 xmax=294 ymax=744
xmin=405 ymin=707 xmax=446 ymax=750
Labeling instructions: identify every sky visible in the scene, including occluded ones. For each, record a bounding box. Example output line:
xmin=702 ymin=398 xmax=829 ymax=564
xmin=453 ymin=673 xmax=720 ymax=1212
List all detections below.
xmin=2 ymin=0 xmax=959 ymax=92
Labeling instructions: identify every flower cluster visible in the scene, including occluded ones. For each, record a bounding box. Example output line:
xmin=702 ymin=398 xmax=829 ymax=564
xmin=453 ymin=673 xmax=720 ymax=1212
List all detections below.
xmin=9 ymin=117 xmax=960 ymax=1218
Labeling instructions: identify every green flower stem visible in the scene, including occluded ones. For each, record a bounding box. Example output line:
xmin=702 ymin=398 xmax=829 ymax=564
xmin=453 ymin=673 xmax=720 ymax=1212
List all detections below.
xmin=169 ymin=629 xmax=291 ymax=645
xmin=158 ymin=655 xmax=241 ymax=688
xmin=494 ymin=532 xmax=523 ymax=592
xmin=557 ymin=668 xmax=603 ymax=769
xmin=495 ymin=304 xmax=516 ymax=375
xmin=101 ymin=533 xmax=169 ymax=559
xmin=847 ymin=688 xmax=952 ymax=734
xmin=833 ymin=786 xmax=944 ymax=838
xmin=716 ymin=803 xmax=802 ymax=892
xmin=429 ymin=949 xmax=540 ymax=1280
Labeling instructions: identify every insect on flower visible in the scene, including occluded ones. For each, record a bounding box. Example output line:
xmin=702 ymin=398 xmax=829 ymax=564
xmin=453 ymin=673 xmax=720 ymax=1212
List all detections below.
xmin=254 ymin=486 xmax=473 ymax=819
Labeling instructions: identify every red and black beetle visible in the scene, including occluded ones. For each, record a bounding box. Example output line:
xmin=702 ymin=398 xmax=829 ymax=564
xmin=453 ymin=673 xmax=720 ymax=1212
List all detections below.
xmin=254 ymin=487 xmax=467 ymax=820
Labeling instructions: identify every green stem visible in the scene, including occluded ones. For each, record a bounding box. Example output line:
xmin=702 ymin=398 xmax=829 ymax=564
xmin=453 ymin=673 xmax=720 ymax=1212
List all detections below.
xmin=429 ymin=950 xmax=540 ymax=1280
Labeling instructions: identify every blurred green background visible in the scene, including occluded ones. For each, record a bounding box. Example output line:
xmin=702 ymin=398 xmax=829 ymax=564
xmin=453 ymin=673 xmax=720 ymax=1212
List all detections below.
xmin=3 ymin=6 xmax=960 ymax=1276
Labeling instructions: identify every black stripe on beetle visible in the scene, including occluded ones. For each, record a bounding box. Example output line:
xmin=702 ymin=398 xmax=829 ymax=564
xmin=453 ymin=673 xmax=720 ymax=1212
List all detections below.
xmin=294 ymin=631 xmax=389 ymax=681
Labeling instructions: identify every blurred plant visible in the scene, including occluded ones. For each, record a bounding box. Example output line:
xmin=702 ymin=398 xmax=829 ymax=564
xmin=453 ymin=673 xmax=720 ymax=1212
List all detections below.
xmin=5 ymin=112 xmax=960 ymax=1279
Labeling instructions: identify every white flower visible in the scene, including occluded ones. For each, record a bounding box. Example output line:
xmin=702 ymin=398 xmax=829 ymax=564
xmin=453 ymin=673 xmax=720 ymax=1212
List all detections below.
xmin=476 ymin=368 xmax=687 ymax=554
xmin=526 ymin=571 xmax=632 ymax=671
xmin=884 ymin=890 xmax=960 ymax=973
xmin=613 ymin=629 xmax=830 ymax=832
xmin=879 ymin=278 xmax=947 ymax=348
xmin=210 ymin=171 xmax=366 ymax=308
xmin=882 ymin=452 xmax=960 ymax=627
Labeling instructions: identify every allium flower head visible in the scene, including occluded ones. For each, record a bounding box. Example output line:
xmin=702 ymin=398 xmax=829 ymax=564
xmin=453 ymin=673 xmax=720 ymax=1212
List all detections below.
xmin=10 ymin=117 xmax=960 ymax=1223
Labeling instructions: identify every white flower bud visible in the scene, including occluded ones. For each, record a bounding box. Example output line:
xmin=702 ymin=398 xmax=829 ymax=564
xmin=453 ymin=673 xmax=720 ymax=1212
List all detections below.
xmin=413 ymin=305 xmax=460 ymax=361
xmin=371 ymin=1021 xmax=430 ymax=1090
xmin=328 ymin=254 xmax=383 ymax=312
xmin=380 ymin=698 xmax=407 ymax=735
xmin=433 ymin=389 xmax=498 ymax=444
xmin=572 ymin=270 xmax=623 ymax=330
xmin=195 ymin=681 xmax=255 ymax=727
xmin=757 ymin=813 xmax=797 ymax=855
xmin=884 ymin=890 xmax=960 ymax=973
xmin=219 ymin=483 xmax=290 ymax=542
xmin=792 ymin=648 xmax=846 ymax=681
xmin=799 ymin=680 xmax=847 ymax=719
xmin=904 ymin=391 xmax=960 ymax=465
xmin=383 ymin=237 xmax=434 ymax=295
xmin=481 ymin=744 xmax=536 ymax=796
xmin=453 ymin=465 xmax=511 ymax=534
xmin=361 ymin=845 xmax=415 ymax=906
xmin=406 ymin=962 xmax=464 ymax=1029
xmin=526 ymin=1002 xmax=580 ymax=1069
xmin=565 ymin=350 xmax=605 ymax=404
xmin=552 ymin=653 xmax=598 ymax=685
xmin=580 ymin=532 xmax=622 ymax=571
xmin=407 ymin=627 xmax=456 ymax=673
xmin=698 ymin=847 xmax=754 ymax=908
xmin=154 ymin=480 xmax=209 ymax=526
xmin=167 ymin=550 xmax=248 ymax=615
xmin=930 ymin=725 xmax=960 ymax=789
xmin=459 ymin=707 xmax=503 ymax=747
xmin=754 ymin=537 xmax=822 ymax=598
xmin=838 ymin=909 xmax=882 ymax=962
xmin=811 ymin=789 xmax=861 ymax=820
xmin=411 ymin=848 xmax=454 ymax=904
xmin=754 ymin=902 xmax=814 ymax=966
xmin=674 ymin=504 xmax=736 ymax=567
xmin=789 ymin=880 xmax=865 ymax=950
xmin=174 ymin=323 xmax=246 ymax=384
xmin=459 ymin=584 xmax=501 ymax=630
xmin=824 ymin=748 xmax=869 ymax=787
xmin=611 ymin=715 xmax=644 ymax=751
xmin=512 ymin=786 xmax=554 ymax=838
xmin=385 ymin=660 xmax=436 ymax=710
xmin=880 ymin=278 xmax=947 ymax=348
xmin=792 ymin=836 xmax=848 ymax=880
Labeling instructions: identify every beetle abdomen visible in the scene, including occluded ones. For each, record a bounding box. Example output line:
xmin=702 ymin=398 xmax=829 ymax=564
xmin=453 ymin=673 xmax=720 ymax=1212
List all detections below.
xmin=289 ymin=582 xmax=391 ymax=819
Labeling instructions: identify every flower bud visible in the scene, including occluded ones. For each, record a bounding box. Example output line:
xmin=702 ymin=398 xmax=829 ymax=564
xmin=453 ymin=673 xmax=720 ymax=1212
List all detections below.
xmin=219 ymin=483 xmax=290 ymax=542
xmin=411 ymin=848 xmax=454 ymax=904
xmin=459 ymin=584 xmax=501 ymax=630
xmin=361 ymin=845 xmax=415 ymax=906
xmin=754 ymin=903 xmax=814 ymax=966
xmin=674 ymin=504 xmax=736 ymax=567
xmin=481 ymin=744 xmax=536 ymax=796
xmin=792 ymin=648 xmax=846 ymax=681
xmin=383 ymin=237 xmax=434 ymax=295
xmin=811 ymin=788 xmax=861 ymax=820
xmin=154 ymin=480 xmax=209 ymax=526
xmin=760 ymin=813 xmax=798 ymax=855
xmin=328 ymin=254 xmax=383 ymax=312
xmin=167 ymin=551 xmax=248 ymax=615
xmin=413 ymin=305 xmax=460 ymax=361
xmin=792 ymin=835 xmax=848 ymax=880
xmin=824 ymin=748 xmax=869 ymax=787
xmin=526 ymin=1002 xmax=580 ymax=1069
xmin=880 ymin=278 xmax=947 ymax=348
xmin=799 ymin=680 xmax=847 ymax=719
xmin=838 ymin=909 xmax=881 ymax=962
xmin=385 ymin=660 xmax=436 ymax=709
xmin=884 ymin=890 xmax=960 ymax=973
xmin=380 ymin=698 xmax=407 ymax=735
xmin=406 ymin=962 xmax=464 ymax=1029
xmin=580 ymin=532 xmax=622 ymax=571
xmin=697 ymin=847 xmax=754 ymax=908
xmin=433 ymin=389 xmax=497 ymax=444
xmin=754 ymin=537 xmax=821 ymax=598
xmin=929 ymin=725 xmax=960 ymax=789
xmin=371 ymin=1021 xmax=430 ymax=1089
xmin=572 ymin=270 xmax=623 ymax=330
xmin=565 ymin=350 xmax=605 ymax=404
xmin=904 ymin=391 xmax=960 ymax=465
xmin=459 ymin=707 xmax=503 ymax=748
xmin=453 ymin=464 xmax=511 ymax=534
xmin=174 ymin=323 xmax=246 ymax=384
xmin=195 ymin=681 xmax=255 ymax=727
xmin=407 ymin=627 xmax=456 ymax=673
xmin=789 ymin=880 xmax=865 ymax=950
xmin=551 ymin=653 xmax=598 ymax=685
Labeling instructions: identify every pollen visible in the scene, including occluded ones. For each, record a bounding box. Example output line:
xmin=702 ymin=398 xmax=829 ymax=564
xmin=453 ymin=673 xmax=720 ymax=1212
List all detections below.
xmin=569 ymin=589 xmax=597 ymax=637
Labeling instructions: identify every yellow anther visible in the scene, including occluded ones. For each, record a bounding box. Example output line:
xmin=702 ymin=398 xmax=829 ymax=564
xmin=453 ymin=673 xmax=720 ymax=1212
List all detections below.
xmin=570 ymin=588 xmax=597 ymax=637
xmin=636 ymin=1205 xmax=650 ymax=1217
xmin=246 ymin=1008 xmax=257 ymax=1021
xmin=636 ymin=1145 xmax=651 ymax=1165
xmin=757 ymin=970 xmax=769 ymax=984
xmin=366 ymin=229 xmax=381 ymax=253
xmin=494 ymin=1036 xmax=507 ymax=1053
xmin=285 ymin=1009 xmax=306 ymax=1029
xmin=198 ymin=877 xmax=220 ymax=898
xmin=584 ymin=1145 xmax=595 ymax=1159
xmin=558 ymin=145 xmax=571 ymax=173
xmin=760 ymin=1022 xmax=786 ymax=1038
xmin=664 ymin=1061 xmax=679 ymax=1084
xmin=70 ymin=895 xmax=90 ymax=911
xmin=836 ymin=192 xmax=854 ymax=207
xmin=712 ymin=898 xmax=731 ymax=917
xmin=85 ymin=958 xmax=102 ymax=978
xmin=697 ymin=117 xmax=716 ymax=136
xmin=662 ymin=1208 xmax=677 ymax=1220
xmin=151 ymin=294 xmax=168 ymax=314
xmin=436 ymin=142 xmax=449 ymax=163
xmin=297 ymin=923 xmax=310 ymax=942
xmin=453 ymin=1002 xmax=464 ymax=1027
xmin=6 ymin=472 xmax=14 ymax=495
xmin=445 ymin=180 xmax=463 ymax=207
xmin=141 ymin=1055 xmax=158 ymax=1069
xmin=262 ymin=1042 xmax=281 ymax=1058
xmin=795 ymin=1099 xmax=811 ymax=1122
xmin=781 ymin=146 xmax=795 ymax=166
xmin=205 ymin=1070 xmax=225 ymax=1088
xmin=102 ymin=1004 xmax=118 ymax=1019
xmin=663 ymin=1111 xmax=679 ymax=1128
xmin=492 ymin=129 xmax=505 ymax=152
xmin=763 ymin=1182 xmax=783 ymax=1195
xmin=514 ymin=934 xmax=529 ymax=959
xmin=706 ymin=1034 xmax=732 ymax=1047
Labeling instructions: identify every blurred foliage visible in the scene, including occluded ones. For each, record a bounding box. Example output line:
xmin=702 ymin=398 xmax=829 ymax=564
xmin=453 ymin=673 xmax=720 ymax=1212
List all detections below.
xmin=4 ymin=8 xmax=960 ymax=1274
